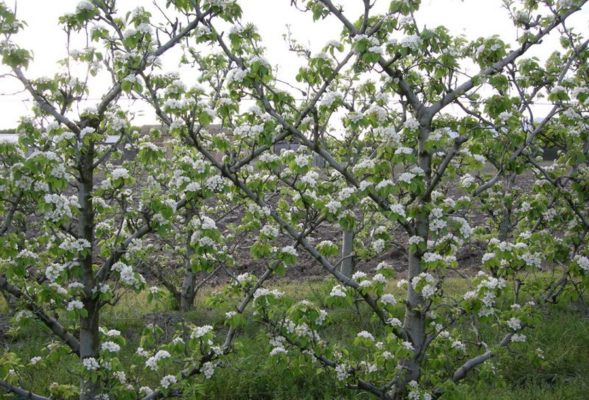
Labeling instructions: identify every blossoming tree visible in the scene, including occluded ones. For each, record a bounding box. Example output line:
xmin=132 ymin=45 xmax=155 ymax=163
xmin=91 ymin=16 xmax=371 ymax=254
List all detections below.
xmin=0 ymin=1 xmax=257 ymax=399
xmin=1 ymin=0 xmax=588 ymax=399
xmin=136 ymin=0 xmax=587 ymax=398
xmin=133 ymin=128 xmax=244 ymax=312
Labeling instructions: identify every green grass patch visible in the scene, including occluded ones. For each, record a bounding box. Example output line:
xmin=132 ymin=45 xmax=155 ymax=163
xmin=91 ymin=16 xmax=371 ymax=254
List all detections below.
xmin=0 ymin=278 xmax=587 ymax=399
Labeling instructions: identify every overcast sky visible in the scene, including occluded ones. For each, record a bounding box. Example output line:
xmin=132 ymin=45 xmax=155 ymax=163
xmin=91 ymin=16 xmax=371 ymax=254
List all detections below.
xmin=0 ymin=0 xmax=587 ymax=129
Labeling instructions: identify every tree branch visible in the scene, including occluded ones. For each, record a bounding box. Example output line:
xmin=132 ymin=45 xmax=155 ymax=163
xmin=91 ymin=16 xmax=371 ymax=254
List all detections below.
xmin=429 ymin=1 xmax=587 ymax=116
xmin=0 ymin=379 xmax=50 ymax=400
xmin=96 ymin=6 xmax=213 ymax=116
xmin=0 ymin=274 xmax=81 ymax=356
xmin=451 ymin=332 xmax=513 ymax=382
xmin=12 ymin=67 xmax=80 ymax=133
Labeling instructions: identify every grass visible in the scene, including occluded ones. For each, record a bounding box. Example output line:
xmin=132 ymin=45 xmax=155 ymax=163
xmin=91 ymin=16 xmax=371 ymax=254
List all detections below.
xmin=452 ymin=301 xmax=589 ymax=400
xmin=0 ymin=278 xmax=588 ymax=399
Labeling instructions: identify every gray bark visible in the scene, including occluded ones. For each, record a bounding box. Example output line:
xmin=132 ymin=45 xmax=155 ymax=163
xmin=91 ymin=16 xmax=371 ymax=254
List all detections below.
xmin=180 ymin=209 xmax=197 ymax=311
xmin=179 ymin=263 xmax=196 ymax=312
xmin=78 ymin=141 xmax=101 ymax=400
xmin=401 ymin=215 xmax=428 ymax=386
xmin=79 ymin=300 xmax=100 ymax=399
xmin=498 ymin=173 xmax=516 ymax=242
xmin=395 ymin=123 xmax=432 ymax=398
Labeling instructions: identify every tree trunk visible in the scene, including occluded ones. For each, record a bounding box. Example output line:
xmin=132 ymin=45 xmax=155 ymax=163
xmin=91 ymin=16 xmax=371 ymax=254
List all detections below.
xmin=1 ymin=291 xmax=17 ymax=316
xmin=80 ymin=300 xmax=100 ymax=400
xmin=401 ymin=214 xmax=428 ymax=387
xmin=78 ymin=141 xmax=101 ymax=400
xmin=498 ymin=173 xmax=515 ymax=242
xmin=180 ymin=219 xmax=197 ymax=312
xmin=494 ymin=173 xmax=515 ymax=277
xmin=179 ymin=271 xmax=196 ymax=312
xmin=395 ymin=123 xmax=432 ymax=398
xmin=340 ymin=229 xmax=354 ymax=278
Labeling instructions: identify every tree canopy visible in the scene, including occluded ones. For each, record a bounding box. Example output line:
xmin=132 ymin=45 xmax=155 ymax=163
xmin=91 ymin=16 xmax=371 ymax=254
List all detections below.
xmin=0 ymin=0 xmax=588 ymax=399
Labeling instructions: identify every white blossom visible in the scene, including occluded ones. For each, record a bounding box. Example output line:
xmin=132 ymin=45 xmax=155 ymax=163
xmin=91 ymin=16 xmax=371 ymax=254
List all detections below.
xmin=320 ymin=91 xmax=342 ymax=107
xmin=80 ymin=127 xmax=95 ymax=139
xmin=281 ymin=245 xmax=298 ymax=257
xmin=408 ymin=236 xmax=424 ymax=246
xmin=101 ymin=341 xmax=121 ymax=353
xmin=67 ymin=300 xmax=84 ymax=311
xmin=380 ymin=294 xmax=397 ymax=305
xmin=202 ymin=362 xmax=215 ymax=379
xmin=111 ymin=168 xmax=129 ymax=180
xmin=372 ymin=239 xmax=385 ymax=253
xmin=253 ymin=288 xmax=284 ymax=299
xmin=574 ymin=255 xmax=589 ymax=272
xmin=136 ymin=347 xmax=149 ymax=357
xmin=352 ymin=271 xmax=367 ymax=280
xmin=338 ymin=187 xmax=356 ymax=201
xmin=402 ymin=341 xmax=415 ymax=351
xmin=295 ymin=154 xmax=311 ymax=168
xmin=389 ymin=203 xmax=406 ymax=218
xmin=205 ymin=175 xmax=224 ymax=191
xmin=301 ymin=171 xmax=319 ymax=187
xmin=192 ymin=325 xmax=214 ymax=339
xmin=404 ymin=118 xmax=420 ymax=129
xmin=82 ymin=357 xmax=100 ymax=371
xmin=146 ymin=350 xmax=171 ymax=371
xmin=400 ymin=35 xmax=421 ymax=49
xmin=335 ymin=364 xmax=349 ymax=381
xmin=270 ymin=346 xmax=288 ymax=356
xmin=30 ymin=356 xmax=42 ymax=365
xmin=511 ymin=333 xmax=527 ymax=343
xmin=76 ymin=1 xmax=94 ymax=12
xmin=451 ymin=340 xmax=466 ymax=352
xmin=482 ymin=252 xmax=495 ymax=263
xmin=325 ymin=200 xmax=342 ymax=214
xmin=519 ymin=252 xmax=542 ymax=269
xmin=160 ymin=375 xmax=177 ymax=389
xmin=330 ymin=285 xmax=347 ymax=297
xmin=398 ymin=172 xmax=415 ymax=183
xmin=507 ymin=317 xmax=522 ymax=331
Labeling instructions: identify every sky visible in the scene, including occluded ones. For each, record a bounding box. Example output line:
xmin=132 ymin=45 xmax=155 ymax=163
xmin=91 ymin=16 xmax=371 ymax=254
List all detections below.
xmin=0 ymin=0 xmax=587 ymax=130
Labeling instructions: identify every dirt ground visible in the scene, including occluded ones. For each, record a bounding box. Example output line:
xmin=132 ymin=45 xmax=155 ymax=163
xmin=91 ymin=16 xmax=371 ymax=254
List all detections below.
xmin=165 ymin=169 xmax=540 ymax=288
